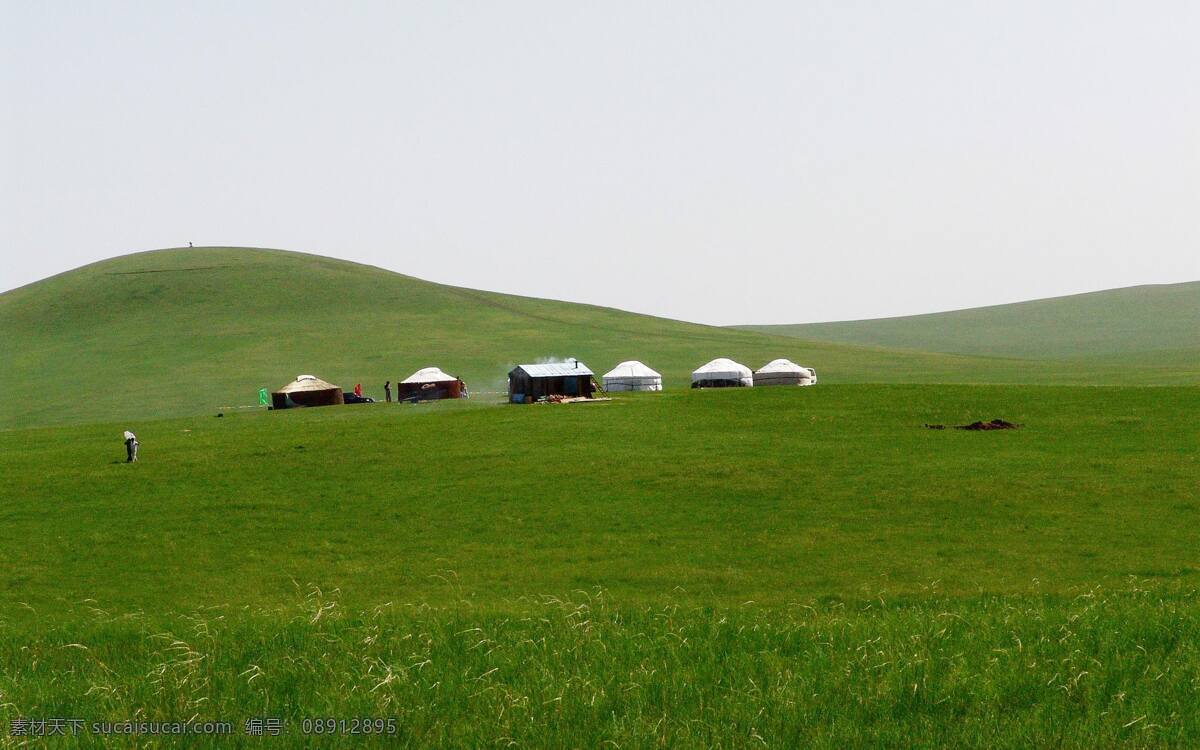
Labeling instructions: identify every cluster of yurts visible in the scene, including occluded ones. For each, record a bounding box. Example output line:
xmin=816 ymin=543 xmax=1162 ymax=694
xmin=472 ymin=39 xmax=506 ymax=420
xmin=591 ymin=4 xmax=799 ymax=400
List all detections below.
xmin=269 ymin=357 xmax=817 ymax=409
xmin=609 ymin=357 xmax=817 ymax=391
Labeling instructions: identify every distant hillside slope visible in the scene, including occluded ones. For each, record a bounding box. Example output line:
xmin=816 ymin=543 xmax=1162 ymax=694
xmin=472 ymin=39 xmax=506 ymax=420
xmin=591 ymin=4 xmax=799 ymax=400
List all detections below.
xmin=736 ymin=282 xmax=1200 ymax=361
xmin=0 ymin=248 xmax=1190 ymax=428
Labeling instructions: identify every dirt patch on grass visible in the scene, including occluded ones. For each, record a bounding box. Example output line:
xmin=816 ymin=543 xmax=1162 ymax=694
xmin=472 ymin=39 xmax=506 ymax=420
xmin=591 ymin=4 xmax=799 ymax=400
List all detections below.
xmin=925 ymin=419 xmax=1020 ymax=431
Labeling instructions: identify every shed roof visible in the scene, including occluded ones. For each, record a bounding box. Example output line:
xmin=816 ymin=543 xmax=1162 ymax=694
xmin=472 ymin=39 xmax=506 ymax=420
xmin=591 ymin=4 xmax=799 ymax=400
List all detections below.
xmin=512 ymin=360 xmax=594 ymax=378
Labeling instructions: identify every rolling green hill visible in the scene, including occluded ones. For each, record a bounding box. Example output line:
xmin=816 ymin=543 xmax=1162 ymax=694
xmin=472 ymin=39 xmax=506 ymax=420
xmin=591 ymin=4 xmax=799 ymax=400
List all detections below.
xmin=7 ymin=247 xmax=1189 ymax=429
xmin=735 ymin=281 xmax=1200 ymax=362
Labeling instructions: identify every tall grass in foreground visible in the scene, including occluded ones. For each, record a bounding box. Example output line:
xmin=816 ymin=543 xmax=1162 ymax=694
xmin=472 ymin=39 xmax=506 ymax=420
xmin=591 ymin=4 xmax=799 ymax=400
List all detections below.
xmin=1 ymin=584 xmax=1197 ymax=748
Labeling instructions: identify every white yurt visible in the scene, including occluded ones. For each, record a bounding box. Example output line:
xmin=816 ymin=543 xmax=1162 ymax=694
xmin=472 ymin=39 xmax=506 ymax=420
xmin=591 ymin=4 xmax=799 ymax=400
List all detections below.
xmin=754 ymin=359 xmax=815 ymax=387
xmin=401 ymin=366 xmax=457 ymax=386
xmin=691 ymin=358 xmax=753 ymax=388
xmin=603 ymin=361 xmax=663 ymax=392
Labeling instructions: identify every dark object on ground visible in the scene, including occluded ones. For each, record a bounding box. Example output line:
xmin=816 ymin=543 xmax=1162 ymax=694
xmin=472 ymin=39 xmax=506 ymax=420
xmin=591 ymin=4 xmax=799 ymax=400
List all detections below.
xmin=956 ymin=419 xmax=1019 ymax=431
xmin=924 ymin=424 xmax=945 ymax=430
xmin=691 ymin=378 xmax=747 ymax=388
xmin=344 ymin=393 xmax=375 ymax=404
xmin=216 ymin=413 xmax=223 ymax=418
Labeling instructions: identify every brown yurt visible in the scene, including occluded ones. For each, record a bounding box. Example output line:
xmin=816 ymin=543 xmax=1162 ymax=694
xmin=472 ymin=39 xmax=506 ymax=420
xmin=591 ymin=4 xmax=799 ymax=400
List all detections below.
xmin=396 ymin=367 xmax=466 ymax=402
xmin=271 ymin=374 xmax=344 ymax=409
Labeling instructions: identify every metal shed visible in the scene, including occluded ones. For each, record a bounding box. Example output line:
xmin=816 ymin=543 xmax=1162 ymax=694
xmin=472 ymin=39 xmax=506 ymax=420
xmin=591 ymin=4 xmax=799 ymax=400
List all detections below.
xmin=508 ymin=360 xmax=596 ymax=403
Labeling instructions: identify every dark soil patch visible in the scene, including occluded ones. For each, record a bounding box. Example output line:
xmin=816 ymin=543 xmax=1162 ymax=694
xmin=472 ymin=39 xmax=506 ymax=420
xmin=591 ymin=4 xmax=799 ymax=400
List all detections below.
xmin=925 ymin=419 xmax=1020 ymax=431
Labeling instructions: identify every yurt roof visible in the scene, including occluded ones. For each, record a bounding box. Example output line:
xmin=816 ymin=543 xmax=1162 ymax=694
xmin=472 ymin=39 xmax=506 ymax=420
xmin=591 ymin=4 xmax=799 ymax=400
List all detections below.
xmin=755 ymin=358 xmax=809 ymax=374
xmin=401 ymin=367 xmax=458 ymax=384
xmin=276 ymin=374 xmax=339 ymax=393
xmin=692 ymin=358 xmax=752 ymax=377
xmin=603 ymin=360 xmax=662 ymax=379
xmin=513 ymin=360 xmax=594 ymax=378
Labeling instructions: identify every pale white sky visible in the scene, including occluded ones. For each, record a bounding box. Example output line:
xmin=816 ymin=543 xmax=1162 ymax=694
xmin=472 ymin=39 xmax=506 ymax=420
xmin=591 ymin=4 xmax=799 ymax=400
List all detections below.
xmin=2 ymin=2 xmax=1197 ymax=325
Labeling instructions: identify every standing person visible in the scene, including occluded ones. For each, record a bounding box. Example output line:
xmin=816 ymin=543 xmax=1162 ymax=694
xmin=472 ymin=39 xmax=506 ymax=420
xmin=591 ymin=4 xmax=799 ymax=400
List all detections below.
xmin=123 ymin=431 xmax=139 ymax=463
xmin=384 ymin=381 xmax=392 ymax=403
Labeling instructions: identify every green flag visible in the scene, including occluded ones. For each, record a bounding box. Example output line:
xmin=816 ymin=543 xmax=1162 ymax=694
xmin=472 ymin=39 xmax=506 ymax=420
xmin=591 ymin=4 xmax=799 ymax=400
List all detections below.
xmin=258 ymin=388 xmax=268 ymax=406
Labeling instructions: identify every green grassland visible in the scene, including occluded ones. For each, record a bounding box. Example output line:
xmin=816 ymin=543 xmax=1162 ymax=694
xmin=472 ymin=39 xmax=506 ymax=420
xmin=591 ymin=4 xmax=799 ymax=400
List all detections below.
xmin=1 ymin=385 xmax=1198 ymax=745
xmin=2 ymin=247 xmax=1195 ymax=430
xmin=3 ymin=386 xmax=1197 ymax=610
xmin=4 ymin=586 xmax=1197 ymax=748
xmin=735 ymin=281 xmax=1200 ymax=362
xmin=2 ymin=248 xmax=1198 ymax=746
